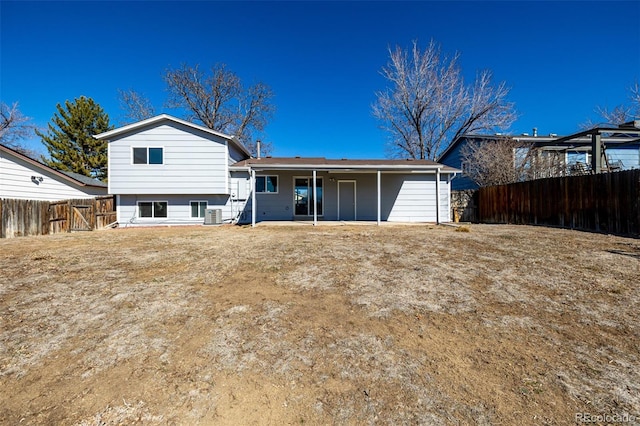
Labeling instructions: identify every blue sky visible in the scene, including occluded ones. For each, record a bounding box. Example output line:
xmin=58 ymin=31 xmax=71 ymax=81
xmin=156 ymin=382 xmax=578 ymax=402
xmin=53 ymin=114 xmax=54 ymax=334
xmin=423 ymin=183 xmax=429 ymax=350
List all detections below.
xmin=1 ymin=1 xmax=639 ymax=159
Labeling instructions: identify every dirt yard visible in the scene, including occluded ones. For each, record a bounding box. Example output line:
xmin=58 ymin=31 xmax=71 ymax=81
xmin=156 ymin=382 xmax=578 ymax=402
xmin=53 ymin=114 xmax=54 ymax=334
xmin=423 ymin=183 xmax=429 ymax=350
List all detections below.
xmin=0 ymin=224 xmax=638 ymax=425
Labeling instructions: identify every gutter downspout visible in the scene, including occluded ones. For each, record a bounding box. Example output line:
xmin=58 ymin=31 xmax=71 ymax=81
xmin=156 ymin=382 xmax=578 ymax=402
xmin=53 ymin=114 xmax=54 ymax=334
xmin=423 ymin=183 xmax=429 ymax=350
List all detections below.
xmin=435 ymin=168 xmax=441 ymax=225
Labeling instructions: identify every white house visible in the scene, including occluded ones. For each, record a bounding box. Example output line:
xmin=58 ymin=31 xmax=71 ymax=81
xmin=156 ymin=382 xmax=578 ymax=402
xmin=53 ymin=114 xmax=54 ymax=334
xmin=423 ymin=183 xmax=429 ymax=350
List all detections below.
xmin=0 ymin=144 xmax=108 ymax=201
xmin=95 ymin=114 xmax=459 ymax=227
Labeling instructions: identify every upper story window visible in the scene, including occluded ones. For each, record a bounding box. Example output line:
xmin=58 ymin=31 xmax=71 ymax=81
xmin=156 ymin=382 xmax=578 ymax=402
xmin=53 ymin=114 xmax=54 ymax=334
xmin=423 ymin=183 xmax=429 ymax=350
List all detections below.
xmin=255 ymin=175 xmax=278 ymax=193
xmin=133 ymin=147 xmax=163 ymax=165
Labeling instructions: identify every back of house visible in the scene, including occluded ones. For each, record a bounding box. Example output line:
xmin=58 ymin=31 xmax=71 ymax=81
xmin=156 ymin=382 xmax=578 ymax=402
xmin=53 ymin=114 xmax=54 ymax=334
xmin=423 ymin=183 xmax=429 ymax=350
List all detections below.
xmin=96 ymin=114 xmax=459 ymax=226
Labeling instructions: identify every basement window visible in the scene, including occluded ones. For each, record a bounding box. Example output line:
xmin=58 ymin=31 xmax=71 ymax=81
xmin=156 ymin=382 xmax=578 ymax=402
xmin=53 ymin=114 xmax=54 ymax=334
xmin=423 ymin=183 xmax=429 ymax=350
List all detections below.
xmin=190 ymin=201 xmax=207 ymax=218
xmin=138 ymin=201 xmax=167 ymax=218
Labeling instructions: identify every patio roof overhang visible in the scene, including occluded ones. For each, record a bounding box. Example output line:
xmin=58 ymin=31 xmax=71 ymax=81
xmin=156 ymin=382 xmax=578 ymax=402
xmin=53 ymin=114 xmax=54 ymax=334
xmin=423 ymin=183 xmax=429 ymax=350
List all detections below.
xmin=234 ymin=165 xmax=448 ymax=173
xmin=230 ymin=158 xmax=460 ymax=174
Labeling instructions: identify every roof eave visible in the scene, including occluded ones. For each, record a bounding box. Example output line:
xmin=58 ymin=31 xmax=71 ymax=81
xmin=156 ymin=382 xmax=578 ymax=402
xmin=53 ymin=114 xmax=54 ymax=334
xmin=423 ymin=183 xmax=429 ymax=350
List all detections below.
xmin=95 ymin=113 xmax=251 ymax=159
xmin=230 ymin=135 xmax=252 ymax=158
xmin=94 ymin=114 xmax=235 ymax=141
xmin=242 ymin=163 xmax=458 ymax=172
xmin=0 ymin=144 xmax=102 ymax=187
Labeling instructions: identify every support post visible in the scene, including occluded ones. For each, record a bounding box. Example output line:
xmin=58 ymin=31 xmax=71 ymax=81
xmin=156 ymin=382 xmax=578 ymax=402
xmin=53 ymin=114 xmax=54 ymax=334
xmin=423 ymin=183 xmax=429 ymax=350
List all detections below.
xmin=591 ymin=133 xmax=602 ymax=173
xmin=312 ymin=170 xmax=317 ymax=226
xmin=116 ymin=194 xmax=121 ymax=225
xmin=435 ymin=169 xmax=441 ymax=225
xmin=251 ymin=169 xmax=256 ymax=227
xmin=377 ymin=170 xmax=381 ymax=225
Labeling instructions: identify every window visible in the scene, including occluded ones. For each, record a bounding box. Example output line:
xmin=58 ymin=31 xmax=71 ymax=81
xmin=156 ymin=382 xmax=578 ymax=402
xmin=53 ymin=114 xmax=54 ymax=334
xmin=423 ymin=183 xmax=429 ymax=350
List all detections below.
xmin=133 ymin=147 xmax=163 ymax=164
xmin=255 ymin=175 xmax=278 ymax=193
xmin=190 ymin=201 xmax=207 ymax=218
xmin=138 ymin=201 xmax=167 ymax=218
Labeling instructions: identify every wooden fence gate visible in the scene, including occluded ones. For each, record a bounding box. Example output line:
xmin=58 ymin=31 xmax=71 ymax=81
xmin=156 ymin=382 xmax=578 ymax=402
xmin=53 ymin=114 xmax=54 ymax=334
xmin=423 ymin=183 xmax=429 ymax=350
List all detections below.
xmin=49 ymin=196 xmax=116 ymax=234
xmin=70 ymin=204 xmax=94 ymax=231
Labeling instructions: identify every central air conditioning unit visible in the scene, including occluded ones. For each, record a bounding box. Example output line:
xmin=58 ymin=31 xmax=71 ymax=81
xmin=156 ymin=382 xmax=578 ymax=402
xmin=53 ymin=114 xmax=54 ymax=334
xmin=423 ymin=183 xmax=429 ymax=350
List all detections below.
xmin=204 ymin=208 xmax=222 ymax=225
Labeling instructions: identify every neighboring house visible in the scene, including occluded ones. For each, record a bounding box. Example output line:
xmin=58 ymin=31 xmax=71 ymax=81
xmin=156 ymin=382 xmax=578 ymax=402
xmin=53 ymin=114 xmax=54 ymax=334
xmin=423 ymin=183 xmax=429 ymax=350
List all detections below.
xmin=439 ymin=126 xmax=640 ymax=190
xmin=0 ymin=143 xmax=108 ymax=201
xmin=95 ymin=114 xmax=459 ymax=227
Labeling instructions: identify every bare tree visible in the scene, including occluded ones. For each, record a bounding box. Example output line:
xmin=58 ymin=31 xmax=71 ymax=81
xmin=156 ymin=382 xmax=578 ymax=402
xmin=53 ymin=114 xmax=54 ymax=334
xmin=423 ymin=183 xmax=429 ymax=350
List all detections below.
xmin=583 ymin=82 xmax=640 ymax=128
xmin=460 ymin=137 xmax=525 ymax=187
xmin=373 ymin=40 xmax=516 ymax=160
xmin=631 ymin=82 xmax=640 ymax=112
xmin=117 ymin=89 xmax=156 ymax=124
xmin=1 ymin=101 xmax=33 ymax=145
xmin=460 ymin=137 xmax=567 ymax=187
xmin=164 ymin=63 xmax=275 ymax=154
xmin=524 ymin=150 xmax=569 ymax=180
xmin=0 ymin=101 xmax=39 ymax=157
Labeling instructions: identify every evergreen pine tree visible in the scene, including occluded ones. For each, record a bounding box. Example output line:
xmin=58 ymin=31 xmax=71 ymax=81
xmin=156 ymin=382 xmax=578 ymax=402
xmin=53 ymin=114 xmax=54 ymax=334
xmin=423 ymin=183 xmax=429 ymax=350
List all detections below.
xmin=37 ymin=96 xmax=113 ymax=180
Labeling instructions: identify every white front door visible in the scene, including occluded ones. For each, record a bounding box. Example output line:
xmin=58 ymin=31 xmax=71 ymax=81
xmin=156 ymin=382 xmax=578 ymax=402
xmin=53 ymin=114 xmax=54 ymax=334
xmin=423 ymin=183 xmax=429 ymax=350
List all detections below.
xmin=338 ymin=180 xmax=356 ymax=221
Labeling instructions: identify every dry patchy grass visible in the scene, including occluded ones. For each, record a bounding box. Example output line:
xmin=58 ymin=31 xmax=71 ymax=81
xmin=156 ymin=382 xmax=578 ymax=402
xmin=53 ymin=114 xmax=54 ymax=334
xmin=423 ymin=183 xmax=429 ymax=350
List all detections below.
xmin=0 ymin=224 xmax=639 ymax=425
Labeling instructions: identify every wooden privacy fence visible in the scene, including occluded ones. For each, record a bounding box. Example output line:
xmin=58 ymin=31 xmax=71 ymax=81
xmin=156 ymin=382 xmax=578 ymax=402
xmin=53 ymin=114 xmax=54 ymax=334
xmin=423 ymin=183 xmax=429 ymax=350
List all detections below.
xmin=1 ymin=195 xmax=116 ymax=238
xmin=0 ymin=199 xmax=50 ymax=238
xmin=478 ymin=169 xmax=640 ymax=236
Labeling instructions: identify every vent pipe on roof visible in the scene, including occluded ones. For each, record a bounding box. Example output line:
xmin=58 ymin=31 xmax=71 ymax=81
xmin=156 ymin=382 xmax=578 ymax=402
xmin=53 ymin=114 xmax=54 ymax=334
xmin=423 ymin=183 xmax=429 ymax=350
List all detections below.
xmin=533 ymin=127 xmax=538 ymax=137
xmin=619 ymin=120 xmax=640 ymax=129
xmin=256 ymin=140 xmax=261 ymax=159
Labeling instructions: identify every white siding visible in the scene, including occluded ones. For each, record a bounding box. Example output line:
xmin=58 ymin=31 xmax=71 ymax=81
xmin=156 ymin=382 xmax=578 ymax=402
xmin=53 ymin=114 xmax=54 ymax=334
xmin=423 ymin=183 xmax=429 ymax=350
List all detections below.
xmin=385 ymin=174 xmax=438 ymax=222
xmin=108 ymin=122 xmax=230 ymax=195
xmin=0 ymin=151 xmax=106 ymax=201
xmin=440 ymin=174 xmax=451 ymax=222
xmin=117 ymin=193 xmax=249 ymax=227
xmin=228 ymin=143 xmax=248 ymax=165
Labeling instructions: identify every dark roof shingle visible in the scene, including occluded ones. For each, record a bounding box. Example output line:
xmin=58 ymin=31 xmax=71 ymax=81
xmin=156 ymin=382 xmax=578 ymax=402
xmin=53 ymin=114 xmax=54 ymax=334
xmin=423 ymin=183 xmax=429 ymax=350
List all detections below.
xmin=233 ymin=157 xmax=457 ymax=172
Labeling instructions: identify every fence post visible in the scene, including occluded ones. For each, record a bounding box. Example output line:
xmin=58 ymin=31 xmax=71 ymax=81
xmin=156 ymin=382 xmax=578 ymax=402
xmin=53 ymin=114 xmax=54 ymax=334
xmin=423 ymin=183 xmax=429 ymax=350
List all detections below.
xmin=91 ymin=198 xmax=97 ymax=230
xmin=67 ymin=200 xmax=72 ymax=233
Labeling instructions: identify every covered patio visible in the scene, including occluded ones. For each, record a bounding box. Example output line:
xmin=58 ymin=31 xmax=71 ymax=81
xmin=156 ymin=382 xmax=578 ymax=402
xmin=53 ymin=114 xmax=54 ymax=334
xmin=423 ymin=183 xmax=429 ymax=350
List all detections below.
xmin=230 ymin=157 xmax=459 ymax=227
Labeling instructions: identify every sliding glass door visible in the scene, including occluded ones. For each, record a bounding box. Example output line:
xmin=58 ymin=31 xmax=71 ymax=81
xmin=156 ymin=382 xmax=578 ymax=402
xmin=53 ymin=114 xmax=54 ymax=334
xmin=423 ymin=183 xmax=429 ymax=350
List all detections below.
xmin=294 ymin=177 xmax=323 ymax=216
